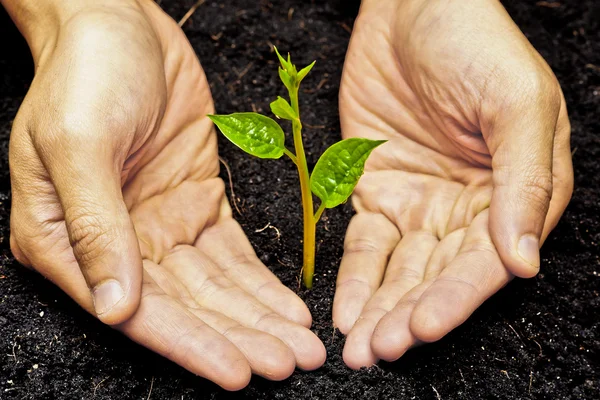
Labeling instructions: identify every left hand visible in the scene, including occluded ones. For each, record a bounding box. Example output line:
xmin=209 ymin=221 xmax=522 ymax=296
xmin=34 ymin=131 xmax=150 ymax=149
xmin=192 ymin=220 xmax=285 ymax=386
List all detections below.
xmin=8 ymin=0 xmax=324 ymax=389
xmin=334 ymin=0 xmax=573 ymax=369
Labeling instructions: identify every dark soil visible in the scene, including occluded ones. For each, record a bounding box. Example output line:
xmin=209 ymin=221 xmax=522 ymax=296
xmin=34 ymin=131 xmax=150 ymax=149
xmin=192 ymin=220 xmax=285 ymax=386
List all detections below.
xmin=1 ymin=0 xmax=598 ymax=399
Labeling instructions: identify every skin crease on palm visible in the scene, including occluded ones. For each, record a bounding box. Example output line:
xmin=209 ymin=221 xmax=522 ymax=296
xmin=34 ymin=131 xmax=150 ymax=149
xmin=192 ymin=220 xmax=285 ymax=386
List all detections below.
xmin=2 ymin=0 xmax=574 ymax=390
xmin=333 ymin=0 xmax=573 ymax=369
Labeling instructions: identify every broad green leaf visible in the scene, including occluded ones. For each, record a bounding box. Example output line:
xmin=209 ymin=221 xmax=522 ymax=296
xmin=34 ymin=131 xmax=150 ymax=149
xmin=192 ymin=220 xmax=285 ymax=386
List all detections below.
xmin=208 ymin=113 xmax=285 ymax=159
xmin=297 ymin=61 xmax=316 ymax=82
xmin=310 ymin=138 xmax=386 ymax=208
xmin=270 ymin=96 xmax=297 ymax=120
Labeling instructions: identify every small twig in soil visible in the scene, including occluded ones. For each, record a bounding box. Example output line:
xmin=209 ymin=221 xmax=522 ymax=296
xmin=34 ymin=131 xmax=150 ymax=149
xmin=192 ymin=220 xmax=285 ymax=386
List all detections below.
xmin=288 ymin=8 xmax=294 ymax=21
xmin=255 ymin=223 xmax=271 ymax=233
xmin=147 ymin=376 xmax=155 ymax=400
xmin=529 ymin=370 xmax=534 ymax=394
xmin=585 ymin=64 xmax=600 ymax=73
xmin=93 ymin=376 xmax=110 ymax=397
xmin=530 ymin=338 xmax=543 ymax=357
xmin=500 ymin=370 xmax=510 ymax=379
xmin=297 ymin=265 xmax=304 ymax=290
xmin=219 ymin=156 xmax=242 ymax=215
xmin=536 ymin=1 xmax=561 ymax=7
xmin=505 ymin=321 xmax=525 ymax=344
xmin=178 ymin=0 xmax=206 ymax=27
xmin=304 ymin=78 xmax=328 ymax=94
xmin=270 ymin=225 xmax=281 ymax=240
xmin=8 ymin=336 xmax=21 ymax=364
xmin=339 ymin=22 xmax=353 ymax=34
xmin=571 ymin=147 xmax=578 ymax=156
xmin=431 ymin=385 xmax=442 ymax=400
xmin=255 ymin=223 xmax=281 ymax=240
xmin=211 ymin=32 xmax=223 ymax=41
xmin=233 ymin=62 xmax=254 ymax=79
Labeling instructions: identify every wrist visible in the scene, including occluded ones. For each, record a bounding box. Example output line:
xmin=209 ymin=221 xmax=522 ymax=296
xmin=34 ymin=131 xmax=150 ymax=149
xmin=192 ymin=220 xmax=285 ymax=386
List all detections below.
xmin=1 ymin=0 xmax=141 ymax=64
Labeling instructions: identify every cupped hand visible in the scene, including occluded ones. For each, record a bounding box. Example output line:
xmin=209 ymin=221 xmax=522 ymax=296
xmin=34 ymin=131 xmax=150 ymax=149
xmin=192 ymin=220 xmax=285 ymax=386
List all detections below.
xmin=8 ymin=0 xmax=324 ymax=389
xmin=333 ymin=0 xmax=573 ymax=369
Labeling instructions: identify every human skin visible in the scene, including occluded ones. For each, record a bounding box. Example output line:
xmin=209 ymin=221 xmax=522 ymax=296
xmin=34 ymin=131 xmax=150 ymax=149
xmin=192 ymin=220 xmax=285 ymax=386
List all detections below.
xmin=334 ymin=0 xmax=574 ymax=369
xmin=3 ymin=0 xmax=325 ymax=390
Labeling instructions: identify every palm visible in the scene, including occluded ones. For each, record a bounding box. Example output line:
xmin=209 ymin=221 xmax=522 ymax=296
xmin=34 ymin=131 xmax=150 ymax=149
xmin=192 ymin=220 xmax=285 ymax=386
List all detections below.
xmin=333 ymin=3 xmax=514 ymax=368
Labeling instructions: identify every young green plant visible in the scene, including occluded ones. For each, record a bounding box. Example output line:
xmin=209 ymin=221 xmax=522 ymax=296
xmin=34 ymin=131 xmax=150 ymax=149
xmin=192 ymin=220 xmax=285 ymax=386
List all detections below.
xmin=208 ymin=49 xmax=385 ymax=288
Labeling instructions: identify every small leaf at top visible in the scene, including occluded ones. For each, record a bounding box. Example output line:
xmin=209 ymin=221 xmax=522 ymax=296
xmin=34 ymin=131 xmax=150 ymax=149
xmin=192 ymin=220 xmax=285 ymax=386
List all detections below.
xmin=278 ymin=67 xmax=295 ymax=91
xmin=270 ymin=96 xmax=297 ymax=120
xmin=274 ymin=46 xmax=294 ymax=73
xmin=208 ymin=113 xmax=286 ymax=159
xmin=297 ymin=61 xmax=316 ymax=82
xmin=310 ymin=138 xmax=386 ymax=208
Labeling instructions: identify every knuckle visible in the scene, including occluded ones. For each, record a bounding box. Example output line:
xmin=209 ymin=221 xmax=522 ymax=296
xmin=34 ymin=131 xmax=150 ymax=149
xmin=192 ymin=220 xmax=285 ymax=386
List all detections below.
xmin=519 ymin=169 xmax=553 ymax=213
xmin=67 ymin=212 xmax=116 ymax=266
xmin=517 ymin=68 xmax=562 ymax=111
xmin=343 ymin=238 xmax=380 ymax=255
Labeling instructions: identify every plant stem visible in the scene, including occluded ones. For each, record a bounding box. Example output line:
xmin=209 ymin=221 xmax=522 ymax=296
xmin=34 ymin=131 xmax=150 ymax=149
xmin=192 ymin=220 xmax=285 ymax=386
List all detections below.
xmin=289 ymin=86 xmax=316 ymax=289
xmin=283 ymin=148 xmax=298 ymax=165
xmin=314 ymin=202 xmax=326 ymax=223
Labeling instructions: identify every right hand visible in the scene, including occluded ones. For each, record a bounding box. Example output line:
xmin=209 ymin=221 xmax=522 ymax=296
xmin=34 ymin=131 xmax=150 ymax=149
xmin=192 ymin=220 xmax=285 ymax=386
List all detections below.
xmin=8 ymin=0 xmax=325 ymax=389
xmin=333 ymin=0 xmax=573 ymax=369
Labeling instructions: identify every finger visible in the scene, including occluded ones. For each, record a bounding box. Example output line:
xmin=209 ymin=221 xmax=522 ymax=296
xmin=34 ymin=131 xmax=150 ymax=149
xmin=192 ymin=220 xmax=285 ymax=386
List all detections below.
xmin=9 ymin=134 xmax=94 ymax=312
xmin=142 ymin=258 xmax=295 ymax=381
xmin=118 ymin=268 xmax=251 ymax=391
xmin=423 ymin=228 xmax=466 ymax=281
xmin=370 ymin=282 xmax=433 ymax=362
xmin=36 ymin=134 xmax=142 ymax=325
xmin=409 ymin=210 xmax=512 ymax=343
xmin=332 ymin=213 xmax=400 ymax=334
xmin=486 ymin=79 xmax=561 ymax=278
xmin=160 ymin=246 xmax=326 ymax=371
xmin=541 ymin=93 xmax=573 ymax=242
xmin=188 ymin=308 xmax=295 ymax=381
xmin=343 ymin=231 xmax=437 ymax=369
xmin=195 ymin=217 xmax=312 ymax=328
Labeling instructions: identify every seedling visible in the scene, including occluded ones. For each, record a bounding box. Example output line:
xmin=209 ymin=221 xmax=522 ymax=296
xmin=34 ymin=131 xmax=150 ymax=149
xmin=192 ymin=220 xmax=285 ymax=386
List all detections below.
xmin=209 ymin=49 xmax=385 ymax=288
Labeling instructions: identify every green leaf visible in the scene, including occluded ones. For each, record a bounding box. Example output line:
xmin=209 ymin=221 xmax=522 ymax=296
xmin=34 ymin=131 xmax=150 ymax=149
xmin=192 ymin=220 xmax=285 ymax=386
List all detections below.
xmin=274 ymin=46 xmax=294 ymax=73
xmin=208 ymin=113 xmax=286 ymax=159
xmin=310 ymin=138 xmax=386 ymax=208
xmin=297 ymin=61 xmax=316 ymax=82
xmin=270 ymin=96 xmax=297 ymax=120
xmin=278 ymin=67 xmax=295 ymax=91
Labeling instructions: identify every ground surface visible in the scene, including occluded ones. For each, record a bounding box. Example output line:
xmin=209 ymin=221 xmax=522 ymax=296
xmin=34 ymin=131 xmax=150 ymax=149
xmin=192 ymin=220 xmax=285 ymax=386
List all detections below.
xmin=0 ymin=0 xmax=598 ymax=399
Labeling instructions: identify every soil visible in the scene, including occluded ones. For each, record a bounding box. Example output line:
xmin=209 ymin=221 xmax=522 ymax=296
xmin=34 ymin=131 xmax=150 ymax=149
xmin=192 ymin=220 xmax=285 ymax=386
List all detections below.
xmin=0 ymin=0 xmax=598 ymax=399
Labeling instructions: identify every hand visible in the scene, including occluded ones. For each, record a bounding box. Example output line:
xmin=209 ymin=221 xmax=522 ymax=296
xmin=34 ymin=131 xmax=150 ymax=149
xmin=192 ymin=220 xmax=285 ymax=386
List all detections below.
xmin=7 ymin=0 xmax=325 ymax=389
xmin=333 ymin=0 xmax=573 ymax=369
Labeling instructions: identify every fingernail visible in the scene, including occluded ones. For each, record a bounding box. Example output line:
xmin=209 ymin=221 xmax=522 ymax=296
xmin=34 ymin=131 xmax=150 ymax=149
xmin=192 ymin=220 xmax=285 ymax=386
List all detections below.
xmin=93 ymin=279 xmax=125 ymax=316
xmin=517 ymin=234 xmax=540 ymax=269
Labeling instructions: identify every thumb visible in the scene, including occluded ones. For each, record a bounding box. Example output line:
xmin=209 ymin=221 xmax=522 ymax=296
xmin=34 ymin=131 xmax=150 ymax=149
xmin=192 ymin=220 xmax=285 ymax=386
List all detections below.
xmin=40 ymin=136 xmax=142 ymax=325
xmin=486 ymin=83 xmax=560 ymax=278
